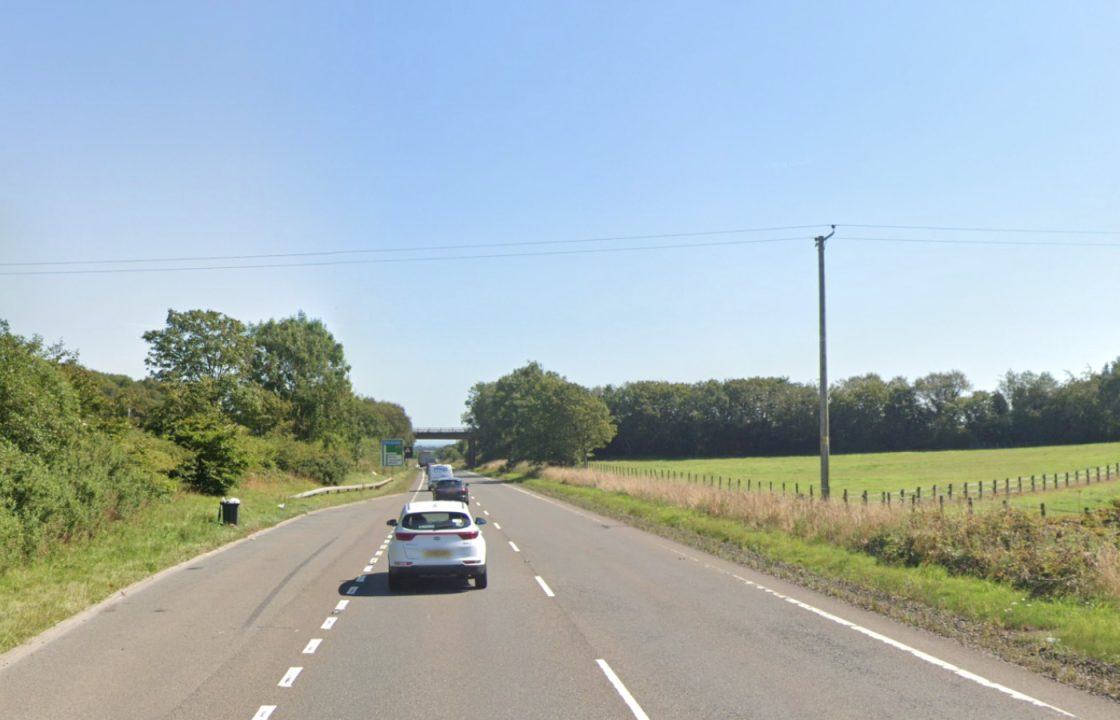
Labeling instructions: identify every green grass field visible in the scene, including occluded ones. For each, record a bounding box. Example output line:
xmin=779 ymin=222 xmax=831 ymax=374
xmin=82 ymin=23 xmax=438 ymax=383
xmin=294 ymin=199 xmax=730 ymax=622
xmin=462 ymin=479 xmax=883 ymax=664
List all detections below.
xmin=592 ymin=442 xmax=1120 ymax=499
xmin=0 ymin=467 xmax=415 ymax=655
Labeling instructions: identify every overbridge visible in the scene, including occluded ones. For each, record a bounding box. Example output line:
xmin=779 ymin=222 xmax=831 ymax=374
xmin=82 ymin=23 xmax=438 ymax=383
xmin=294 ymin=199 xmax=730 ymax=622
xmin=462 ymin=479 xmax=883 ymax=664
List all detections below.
xmin=413 ymin=427 xmax=478 ymax=465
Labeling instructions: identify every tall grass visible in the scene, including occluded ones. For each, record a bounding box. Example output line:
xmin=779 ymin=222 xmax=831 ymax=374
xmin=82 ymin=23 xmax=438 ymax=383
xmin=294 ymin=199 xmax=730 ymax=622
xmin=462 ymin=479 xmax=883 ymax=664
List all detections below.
xmin=542 ymin=466 xmax=1120 ymax=601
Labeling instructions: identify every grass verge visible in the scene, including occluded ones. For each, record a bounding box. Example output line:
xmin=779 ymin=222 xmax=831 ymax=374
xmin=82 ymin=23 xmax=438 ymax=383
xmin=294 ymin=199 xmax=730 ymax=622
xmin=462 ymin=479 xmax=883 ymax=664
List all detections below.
xmin=493 ymin=466 xmax=1120 ymax=700
xmin=0 ymin=467 xmax=414 ymax=655
xmin=593 ymin=441 xmax=1120 ymax=498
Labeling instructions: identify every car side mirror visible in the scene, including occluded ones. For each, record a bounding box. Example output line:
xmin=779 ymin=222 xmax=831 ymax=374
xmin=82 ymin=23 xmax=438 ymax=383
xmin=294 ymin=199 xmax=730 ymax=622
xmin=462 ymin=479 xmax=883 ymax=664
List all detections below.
xmin=475 ymin=517 xmax=487 ymax=525
xmin=386 ymin=518 xmax=398 ymax=527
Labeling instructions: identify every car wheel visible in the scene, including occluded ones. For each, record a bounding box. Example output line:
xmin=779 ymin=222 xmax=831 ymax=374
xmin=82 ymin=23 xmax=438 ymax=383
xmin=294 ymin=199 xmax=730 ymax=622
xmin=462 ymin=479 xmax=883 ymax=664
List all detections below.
xmin=388 ymin=571 xmax=403 ymax=593
xmin=474 ymin=569 xmax=488 ymax=589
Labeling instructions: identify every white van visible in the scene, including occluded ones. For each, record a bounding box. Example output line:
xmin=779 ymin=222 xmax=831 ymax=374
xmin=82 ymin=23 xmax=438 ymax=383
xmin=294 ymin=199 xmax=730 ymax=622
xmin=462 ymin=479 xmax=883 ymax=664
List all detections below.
xmin=426 ymin=464 xmax=454 ymax=490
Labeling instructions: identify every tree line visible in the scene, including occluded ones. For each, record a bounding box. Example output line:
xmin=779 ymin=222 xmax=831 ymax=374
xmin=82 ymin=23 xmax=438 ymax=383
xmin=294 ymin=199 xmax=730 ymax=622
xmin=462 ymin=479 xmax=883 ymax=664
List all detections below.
xmin=1 ymin=311 xmax=409 ymax=570
xmin=463 ymin=360 xmax=1120 ymax=464
xmin=597 ymin=365 xmax=1120 ymax=458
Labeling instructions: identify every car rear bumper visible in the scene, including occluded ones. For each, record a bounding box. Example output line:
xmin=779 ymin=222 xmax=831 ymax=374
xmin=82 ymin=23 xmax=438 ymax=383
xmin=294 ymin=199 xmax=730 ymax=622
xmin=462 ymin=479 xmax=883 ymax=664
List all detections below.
xmin=390 ymin=563 xmax=485 ymax=578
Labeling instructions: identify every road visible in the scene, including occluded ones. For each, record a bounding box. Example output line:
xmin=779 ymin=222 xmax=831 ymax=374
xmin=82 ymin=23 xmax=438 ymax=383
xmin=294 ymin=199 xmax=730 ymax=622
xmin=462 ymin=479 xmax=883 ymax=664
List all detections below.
xmin=1 ymin=471 xmax=1117 ymax=719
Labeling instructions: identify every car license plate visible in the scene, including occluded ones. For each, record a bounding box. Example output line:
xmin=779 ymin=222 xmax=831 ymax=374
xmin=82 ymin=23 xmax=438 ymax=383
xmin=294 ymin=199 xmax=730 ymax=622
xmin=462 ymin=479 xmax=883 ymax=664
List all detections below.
xmin=424 ymin=550 xmax=451 ymax=558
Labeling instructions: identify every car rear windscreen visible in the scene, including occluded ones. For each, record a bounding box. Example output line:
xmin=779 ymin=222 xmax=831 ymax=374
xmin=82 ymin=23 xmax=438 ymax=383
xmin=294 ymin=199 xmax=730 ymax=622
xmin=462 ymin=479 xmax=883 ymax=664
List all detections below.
xmin=401 ymin=512 xmax=471 ymax=530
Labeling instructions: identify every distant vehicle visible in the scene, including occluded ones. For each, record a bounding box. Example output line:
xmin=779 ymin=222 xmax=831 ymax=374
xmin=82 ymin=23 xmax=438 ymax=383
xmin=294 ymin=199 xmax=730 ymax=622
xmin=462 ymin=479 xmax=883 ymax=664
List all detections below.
xmin=417 ymin=449 xmax=436 ymax=467
xmin=386 ymin=501 xmax=487 ymax=591
xmin=426 ymin=463 xmax=454 ymax=490
xmin=432 ymin=478 xmax=469 ymax=504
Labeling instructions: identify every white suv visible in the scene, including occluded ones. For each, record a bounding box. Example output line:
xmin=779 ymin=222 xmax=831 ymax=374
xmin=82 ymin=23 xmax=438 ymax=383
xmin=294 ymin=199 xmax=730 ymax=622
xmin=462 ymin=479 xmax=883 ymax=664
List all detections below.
xmin=386 ymin=500 xmax=487 ymax=591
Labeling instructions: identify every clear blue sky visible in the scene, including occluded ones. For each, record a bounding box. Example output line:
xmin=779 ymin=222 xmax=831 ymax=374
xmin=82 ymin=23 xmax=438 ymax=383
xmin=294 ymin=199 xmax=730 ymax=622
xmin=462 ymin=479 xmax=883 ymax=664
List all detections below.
xmin=1 ymin=2 xmax=1118 ymax=426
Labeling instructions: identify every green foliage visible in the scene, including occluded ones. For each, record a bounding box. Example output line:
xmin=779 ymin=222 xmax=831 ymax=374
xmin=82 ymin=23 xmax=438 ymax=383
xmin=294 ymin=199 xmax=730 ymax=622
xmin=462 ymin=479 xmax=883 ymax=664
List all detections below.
xmin=143 ymin=309 xmax=252 ymax=385
xmin=0 ymin=322 xmax=83 ymax=458
xmin=167 ymin=413 xmax=248 ymax=495
xmin=466 ymin=362 xmax=615 ymax=466
xmin=250 ymin=312 xmax=352 ymax=441
xmin=599 ymin=360 xmax=1120 ymax=458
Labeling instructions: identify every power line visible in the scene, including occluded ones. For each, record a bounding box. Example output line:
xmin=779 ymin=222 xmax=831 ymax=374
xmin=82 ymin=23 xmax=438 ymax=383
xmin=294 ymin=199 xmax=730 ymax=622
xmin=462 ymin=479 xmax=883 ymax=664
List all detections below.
xmin=0 ymin=235 xmax=805 ymax=277
xmin=844 ymin=235 xmax=1120 ymax=248
xmin=842 ymin=223 xmax=1120 ymax=236
xmin=0 ymin=224 xmax=826 ymax=268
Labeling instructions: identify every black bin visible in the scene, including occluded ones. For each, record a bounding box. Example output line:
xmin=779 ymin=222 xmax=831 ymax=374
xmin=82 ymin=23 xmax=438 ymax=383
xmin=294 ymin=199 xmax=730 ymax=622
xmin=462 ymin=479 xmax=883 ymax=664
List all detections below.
xmin=219 ymin=497 xmax=241 ymax=525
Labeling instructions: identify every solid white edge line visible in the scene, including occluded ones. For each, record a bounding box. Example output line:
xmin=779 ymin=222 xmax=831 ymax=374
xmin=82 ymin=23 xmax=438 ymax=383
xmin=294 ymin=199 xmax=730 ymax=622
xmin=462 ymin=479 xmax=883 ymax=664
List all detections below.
xmin=508 ymin=541 xmax=520 ymax=552
xmin=596 ymin=659 xmax=651 ymax=720
xmin=302 ymin=638 xmax=322 ymax=654
xmin=251 ymin=705 xmax=277 ymax=720
xmin=717 ymin=564 xmax=1075 ymax=717
xmin=334 ymin=600 xmax=349 ymax=612
xmin=534 ymin=575 xmax=555 ymax=597
xmin=321 ymin=617 xmax=337 ymax=630
xmin=278 ymin=666 xmax=303 ymax=688
xmin=508 ymin=476 xmax=1076 ymax=719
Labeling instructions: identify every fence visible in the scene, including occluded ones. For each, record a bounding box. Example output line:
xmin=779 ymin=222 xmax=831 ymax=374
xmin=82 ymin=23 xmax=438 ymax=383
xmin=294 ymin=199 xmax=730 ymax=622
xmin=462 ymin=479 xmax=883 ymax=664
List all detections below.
xmin=587 ymin=461 xmax=1120 ymax=516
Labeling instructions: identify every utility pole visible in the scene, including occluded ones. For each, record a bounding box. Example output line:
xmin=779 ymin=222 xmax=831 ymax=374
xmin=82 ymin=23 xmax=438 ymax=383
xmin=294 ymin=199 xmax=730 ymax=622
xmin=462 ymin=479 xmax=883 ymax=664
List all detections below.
xmin=816 ymin=225 xmax=836 ymax=499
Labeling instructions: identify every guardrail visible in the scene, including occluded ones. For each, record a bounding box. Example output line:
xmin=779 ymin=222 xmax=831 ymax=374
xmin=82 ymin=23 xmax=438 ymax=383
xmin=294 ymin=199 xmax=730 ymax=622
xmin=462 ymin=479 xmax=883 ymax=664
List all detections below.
xmin=290 ymin=477 xmax=393 ymax=499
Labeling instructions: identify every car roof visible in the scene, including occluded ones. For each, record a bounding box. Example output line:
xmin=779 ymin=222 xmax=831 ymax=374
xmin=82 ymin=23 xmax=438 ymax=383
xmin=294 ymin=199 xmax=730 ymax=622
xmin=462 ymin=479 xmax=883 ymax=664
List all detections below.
xmin=403 ymin=500 xmax=472 ymax=515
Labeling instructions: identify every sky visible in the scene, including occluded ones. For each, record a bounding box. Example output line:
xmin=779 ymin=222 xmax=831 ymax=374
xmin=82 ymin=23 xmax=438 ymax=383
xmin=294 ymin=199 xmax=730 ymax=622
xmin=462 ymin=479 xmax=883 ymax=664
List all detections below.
xmin=1 ymin=2 xmax=1118 ymax=426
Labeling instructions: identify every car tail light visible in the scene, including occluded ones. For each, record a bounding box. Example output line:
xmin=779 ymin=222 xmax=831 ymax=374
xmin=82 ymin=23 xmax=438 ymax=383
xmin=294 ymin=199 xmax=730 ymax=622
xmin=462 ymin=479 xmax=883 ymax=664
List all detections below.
xmin=457 ymin=531 xmax=479 ymax=540
xmin=395 ymin=531 xmax=417 ymax=541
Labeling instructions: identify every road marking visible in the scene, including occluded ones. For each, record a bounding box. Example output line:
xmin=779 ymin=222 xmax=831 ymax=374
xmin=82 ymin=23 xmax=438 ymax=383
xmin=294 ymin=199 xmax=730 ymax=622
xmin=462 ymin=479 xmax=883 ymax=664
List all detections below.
xmin=251 ymin=706 xmax=276 ymax=720
xmin=483 ymin=510 xmax=490 ymax=516
xmin=302 ymin=638 xmax=322 ymax=654
xmin=374 ymin=550 xmax=383 ymax=557
xmin=493 ymin=522 xmax=501 ymax=530
xmin=371 ymin=557 xmax=379 ymax=564
xmin=278 ymin=666 xmax=303 ymax=688
xmin=475 ymin=501 xmax=481 ymax=506
xmin=596 ymin=659 xmax=650 ymax=720
xmin=507 ymin=484 xmax=602 ymax=522
xmin=357 ymin=574 xmax=368 ymax=583
xmin=334 ymin=600 xmax=349 ymax=612
xmin=379 ymin=543 xmax=388 ymax=549
xmin=346 ymin=586 xmax=358 ymax=595
xmin=363 ymin=564 xmax=374 ymax=572
xmin=508 ymin=541 xmax=520 ymax=552
xmin=665 ymin=545 xmax=1075 ymax=718
xmin=321 ymin=616 xmax=337 ymax=630
xmin=534 ymin=575 xmax=555 ymax=597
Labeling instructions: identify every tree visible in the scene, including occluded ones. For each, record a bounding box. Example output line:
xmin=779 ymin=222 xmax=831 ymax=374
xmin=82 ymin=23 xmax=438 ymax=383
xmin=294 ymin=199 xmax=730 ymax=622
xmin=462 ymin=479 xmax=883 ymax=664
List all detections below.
xmin=168 ymin=412 xmax=248 ymax=495
xmin=250 ymin=312 xmax=352 ymax=441
xmin=465 ymin=362 xmax=615 ymax=466
xmin=143 ymin=309 xmax=252 ymax=385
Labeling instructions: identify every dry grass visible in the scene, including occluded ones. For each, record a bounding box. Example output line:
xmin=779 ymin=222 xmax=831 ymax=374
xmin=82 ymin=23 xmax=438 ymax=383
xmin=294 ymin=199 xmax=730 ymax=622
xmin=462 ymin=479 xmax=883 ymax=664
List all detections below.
xmin=539 ymin=465 xmax=1120 ymax=601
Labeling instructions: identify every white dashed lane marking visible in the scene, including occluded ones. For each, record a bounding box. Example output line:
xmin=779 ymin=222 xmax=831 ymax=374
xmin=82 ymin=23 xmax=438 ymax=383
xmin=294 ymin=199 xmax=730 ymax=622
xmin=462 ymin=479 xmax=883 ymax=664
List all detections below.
xmin=346 ymin=586 xmax=357 ymax=595
xmin=302 ymin=638 xmax=322 ymax=654
xmin=251 ymin=705 xmax=276 ymax=720
xmin=334 ymin=600 xmax=349 ymax=612
xmin=493 ymin=522 xmax=501 ymax=530
xmin=356 ymin=574 xmax=367 ymax=583
xmin=278 ymin=666 xmax=303 ymax=688
xmin=534 ymin=575 xmax=555 ymax=597
xmin=363 ymin=564 xmax=374 ymax=573
xmin=508 ymin=541 xmax=520 ymax=552
xmin=321 ymin=617 xmax=337 ymax=630
xmin=596 ymin=659 xmax=650 ymax=720
xmin=483 ymin=510 xmax=490 ymax=516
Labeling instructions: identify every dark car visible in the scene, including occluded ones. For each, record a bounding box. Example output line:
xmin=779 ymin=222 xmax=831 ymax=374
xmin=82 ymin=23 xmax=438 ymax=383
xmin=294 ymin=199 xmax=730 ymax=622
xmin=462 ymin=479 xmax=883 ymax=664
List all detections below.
xmin=432 ymin=478 xmax=469 ymax=504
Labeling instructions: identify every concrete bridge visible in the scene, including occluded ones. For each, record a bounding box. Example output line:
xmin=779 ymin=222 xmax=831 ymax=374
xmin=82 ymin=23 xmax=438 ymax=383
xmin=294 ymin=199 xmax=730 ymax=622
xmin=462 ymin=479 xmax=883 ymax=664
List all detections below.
xmin=413 ymin=427 xmax=478 ymax=465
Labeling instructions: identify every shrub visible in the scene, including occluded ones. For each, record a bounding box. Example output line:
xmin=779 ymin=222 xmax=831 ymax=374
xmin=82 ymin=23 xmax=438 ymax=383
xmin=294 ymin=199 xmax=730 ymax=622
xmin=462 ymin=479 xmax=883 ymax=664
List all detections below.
xmin=168 ymin=414 xmax=248 ymax=495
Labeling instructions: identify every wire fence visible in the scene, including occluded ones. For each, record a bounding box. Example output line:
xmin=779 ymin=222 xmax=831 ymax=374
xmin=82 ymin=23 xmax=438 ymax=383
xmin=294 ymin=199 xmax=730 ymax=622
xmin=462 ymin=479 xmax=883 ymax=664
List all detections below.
xmin=587 ymin=461 xmax=1120 ymax=517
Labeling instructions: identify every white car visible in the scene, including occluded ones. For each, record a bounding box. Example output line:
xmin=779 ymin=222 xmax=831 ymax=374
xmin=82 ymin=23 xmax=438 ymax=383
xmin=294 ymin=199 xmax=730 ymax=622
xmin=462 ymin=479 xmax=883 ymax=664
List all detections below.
xmin=386 ymin=500 xmax=487 ymax=591
xmin=426 ymin=463 xmax=454 ymax=490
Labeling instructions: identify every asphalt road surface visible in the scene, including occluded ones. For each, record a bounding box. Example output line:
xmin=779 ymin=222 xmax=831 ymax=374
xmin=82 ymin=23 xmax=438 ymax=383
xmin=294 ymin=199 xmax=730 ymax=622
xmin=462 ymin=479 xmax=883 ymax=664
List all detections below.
xmin=2 ymin=471 xmax=1117 ymax=719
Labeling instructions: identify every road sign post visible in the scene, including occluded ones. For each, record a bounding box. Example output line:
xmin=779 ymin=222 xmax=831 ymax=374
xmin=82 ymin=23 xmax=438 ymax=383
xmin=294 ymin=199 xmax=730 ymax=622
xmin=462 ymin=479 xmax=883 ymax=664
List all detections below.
xmin=381 ymin=438 xmax=404 ymax=467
